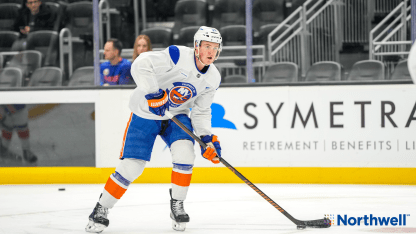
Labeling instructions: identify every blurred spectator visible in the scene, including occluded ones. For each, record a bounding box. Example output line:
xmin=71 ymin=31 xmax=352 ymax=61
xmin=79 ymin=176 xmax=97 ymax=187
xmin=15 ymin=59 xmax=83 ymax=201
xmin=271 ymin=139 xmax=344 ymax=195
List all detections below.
xmin=12 ymin=0 xmax=56 ymax=51
xmin=100 ymin=38 xmax=132 ymax=86
xmin=132 ymin=34 xmax=152 ymax=61
xmin=0 ymin=105 xmax=37 ymax=164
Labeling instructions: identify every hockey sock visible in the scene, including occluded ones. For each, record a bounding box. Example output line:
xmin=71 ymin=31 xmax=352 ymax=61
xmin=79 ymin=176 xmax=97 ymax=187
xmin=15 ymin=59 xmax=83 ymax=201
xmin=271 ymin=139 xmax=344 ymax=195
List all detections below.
xmin=171 ymin=163 xmax=193 ymax=201
xmin=16 ymin=125 xmax=30 ymax=150
xmin=1 ymin=129 xmax=12 ymax=149
xmin=170 ymin=140 xmax=196 ymax=201
xmin=102 ymin=172 xmax=130 ymax=206
xmin=99 ymin=158 xmax=146 ymax=208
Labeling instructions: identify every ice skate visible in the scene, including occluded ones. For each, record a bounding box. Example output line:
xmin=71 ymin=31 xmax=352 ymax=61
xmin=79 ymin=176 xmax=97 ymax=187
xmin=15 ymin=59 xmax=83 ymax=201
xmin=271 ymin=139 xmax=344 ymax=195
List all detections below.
xmin=0 ymin=144 xmax=22 ymax=161
xmin=170 ymin=189 xmax=189 ymax=231
xmin=23 ymin=149 xmax=37 ymax=163
xmin=85 ymin=202 xmax=109 ymax=233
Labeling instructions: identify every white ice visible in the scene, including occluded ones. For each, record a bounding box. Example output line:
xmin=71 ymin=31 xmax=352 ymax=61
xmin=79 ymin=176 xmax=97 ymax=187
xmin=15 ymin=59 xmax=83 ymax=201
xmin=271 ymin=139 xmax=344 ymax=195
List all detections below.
xmin=0 ymin=183 xmax=415 ymax=234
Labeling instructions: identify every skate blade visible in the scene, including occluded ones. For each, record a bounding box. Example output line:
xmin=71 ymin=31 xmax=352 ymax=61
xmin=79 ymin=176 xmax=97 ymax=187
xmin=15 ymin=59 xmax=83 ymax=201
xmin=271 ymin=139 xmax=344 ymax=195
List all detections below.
xmin=172 ymin=220 xmax=186 ymax=232
xmin=85 ymin=220 xmax=106 ymax=233
xmin=170 ymin=213 xmax=186 ymax=231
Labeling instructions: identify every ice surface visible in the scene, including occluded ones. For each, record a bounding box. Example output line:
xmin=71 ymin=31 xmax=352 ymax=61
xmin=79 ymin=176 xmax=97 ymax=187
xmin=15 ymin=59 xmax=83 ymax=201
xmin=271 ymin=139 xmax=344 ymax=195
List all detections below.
xmin=0 ymin=183 xmax=415 ymax=234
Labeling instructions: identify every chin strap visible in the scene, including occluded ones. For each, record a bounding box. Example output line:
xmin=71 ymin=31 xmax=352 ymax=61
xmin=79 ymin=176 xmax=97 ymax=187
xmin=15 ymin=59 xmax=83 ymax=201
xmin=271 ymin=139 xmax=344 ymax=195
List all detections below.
xmin=195 ymin=47 xmax=209 ymax=67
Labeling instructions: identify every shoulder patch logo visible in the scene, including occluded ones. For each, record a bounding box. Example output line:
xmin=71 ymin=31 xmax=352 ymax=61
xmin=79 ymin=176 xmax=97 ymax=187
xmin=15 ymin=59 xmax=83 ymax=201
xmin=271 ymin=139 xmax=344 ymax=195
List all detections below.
xmin=103 ymin=68 xmax=109 ymax=76
xmin=168 ymin=82 xmax=197 ymax=108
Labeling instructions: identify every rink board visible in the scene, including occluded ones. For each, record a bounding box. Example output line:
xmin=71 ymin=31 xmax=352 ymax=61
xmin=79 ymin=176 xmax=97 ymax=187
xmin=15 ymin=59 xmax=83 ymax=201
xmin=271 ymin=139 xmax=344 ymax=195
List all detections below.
xmin=1 ymin=167 xmax=416 ymax=184
xmin=0 ymin=85 xmax=416 ymax=184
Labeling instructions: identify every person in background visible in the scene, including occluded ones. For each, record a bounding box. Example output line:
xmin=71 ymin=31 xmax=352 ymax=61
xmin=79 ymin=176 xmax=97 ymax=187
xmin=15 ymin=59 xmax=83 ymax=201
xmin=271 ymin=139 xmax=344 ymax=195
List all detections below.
xmin=132 ymin=35 xmax=152 ymax=61
xmin=100 ymin=38 xmax=132 ymax=86
xmin=129 ymin=35 xmax=152 ymax=85
xmin=12 ymin=0 xmax=56 ymax=51
xmin=0 ymin=105 xmax=37 ymax=164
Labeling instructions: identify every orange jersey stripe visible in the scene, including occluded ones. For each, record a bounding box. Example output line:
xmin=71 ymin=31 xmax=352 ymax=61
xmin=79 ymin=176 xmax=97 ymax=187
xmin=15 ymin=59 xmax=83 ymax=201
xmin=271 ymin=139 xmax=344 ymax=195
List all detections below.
xmin=104 ymin=177 xmax=127 ymax=199
xmin=120 ymin=112 xmax=133 ymax=159
xmin=147 ymin=92 xmax=168 ymax=107
xmin=171 ymin=171 xmax=192 ymax=187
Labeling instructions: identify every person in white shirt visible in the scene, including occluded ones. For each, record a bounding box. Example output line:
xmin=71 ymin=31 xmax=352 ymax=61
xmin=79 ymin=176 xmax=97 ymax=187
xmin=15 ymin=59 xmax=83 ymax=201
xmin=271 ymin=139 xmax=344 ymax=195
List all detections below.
xmin=86 ymin=26 xmax=223 ymax=233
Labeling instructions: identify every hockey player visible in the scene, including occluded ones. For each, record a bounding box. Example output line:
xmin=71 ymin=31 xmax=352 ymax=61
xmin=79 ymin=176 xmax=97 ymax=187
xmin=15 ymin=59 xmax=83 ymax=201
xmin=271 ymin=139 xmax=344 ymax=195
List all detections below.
xmin=0 ymin=104 xmax=37 ymax=163
xmin=408 ymin=41 xmax=416 ymax=83
xmin=85 ymin=26 xmax=223 ymax=233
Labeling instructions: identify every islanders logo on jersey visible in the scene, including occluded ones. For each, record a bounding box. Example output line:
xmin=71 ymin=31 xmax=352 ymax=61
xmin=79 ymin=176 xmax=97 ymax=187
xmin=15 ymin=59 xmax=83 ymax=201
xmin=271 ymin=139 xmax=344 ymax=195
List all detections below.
xmin=103 ymin=68 xmax=110 ymax=76
xmin=168 ymin=82 xmax=197 ymax=108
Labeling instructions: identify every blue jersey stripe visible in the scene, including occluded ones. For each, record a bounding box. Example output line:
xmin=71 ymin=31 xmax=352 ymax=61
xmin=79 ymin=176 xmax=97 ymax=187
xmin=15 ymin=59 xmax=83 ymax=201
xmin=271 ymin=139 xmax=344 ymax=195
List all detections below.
xmin=112 ymin=171 xmax=131 ymax=186
xmin=173 ymin=163 xmax=193 ymax=171
xmin=169 ymin=45 xmax=180 ymax=65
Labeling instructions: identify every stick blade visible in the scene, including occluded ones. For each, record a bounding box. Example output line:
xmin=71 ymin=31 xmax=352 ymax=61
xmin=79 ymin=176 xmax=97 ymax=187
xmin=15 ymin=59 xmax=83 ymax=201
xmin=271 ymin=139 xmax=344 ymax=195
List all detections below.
xmin=297 ymin=217 xmax=331 ymax=228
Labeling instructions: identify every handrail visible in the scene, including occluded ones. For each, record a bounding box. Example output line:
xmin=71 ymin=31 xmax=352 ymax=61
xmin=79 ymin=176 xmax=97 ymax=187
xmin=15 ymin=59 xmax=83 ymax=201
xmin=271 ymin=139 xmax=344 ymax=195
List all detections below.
xmin=268 ymin=0 xmax=340 ymax=76
xmin=59 ymin=28 xmax=73 ymax=79
xmin=376 ymin=14 xmax=411 ymax=49
xmin=271 ymin=18 xmax=302 ymax=48
xmin=98 ymin=0 xmax=111 ymax=49
xmin=0 ymin=51 xmax=19 ymax=56
xmin=216 ymin=46 xmax=265 ymax=60
xmin=373 ymin=41 xmax=412 ymax=45
xmin=305 ymin=0 xmax=325 ymax=17
xmin=306 ymin=1 xmax=334 ymax=24
xmin=272 ymin=27 xmax=303 ymax=55
xmin=373 ymin=11 xmax=403 ymax=42
xmin=267 ymin=7 xmax=302 ymax=62
xmin=373 ymin=51 xmax=411 ymax=56
xmin=369 ymin=0 xmax=410 ymax=59
xmin=370 ymin=2 xmax=404 ymax=35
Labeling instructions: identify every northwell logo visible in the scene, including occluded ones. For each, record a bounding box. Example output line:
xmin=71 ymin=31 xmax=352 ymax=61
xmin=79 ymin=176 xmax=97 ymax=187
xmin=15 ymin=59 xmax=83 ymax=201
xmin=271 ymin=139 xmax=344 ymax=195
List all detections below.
xmin=326 ymin=214 xmax=410 ymax=226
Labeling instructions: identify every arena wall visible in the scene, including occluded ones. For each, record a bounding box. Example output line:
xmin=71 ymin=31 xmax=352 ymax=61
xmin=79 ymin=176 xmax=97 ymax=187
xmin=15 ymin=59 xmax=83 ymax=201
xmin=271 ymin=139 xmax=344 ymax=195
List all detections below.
xmin=1 ymin=85 xmax=415 ymax=184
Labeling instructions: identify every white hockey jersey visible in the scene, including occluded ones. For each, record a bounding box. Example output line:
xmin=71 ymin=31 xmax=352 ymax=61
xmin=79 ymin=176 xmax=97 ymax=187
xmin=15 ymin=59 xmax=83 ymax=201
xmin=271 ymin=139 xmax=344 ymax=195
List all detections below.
xmin=129 ymin=45 xmax=221 ymax=137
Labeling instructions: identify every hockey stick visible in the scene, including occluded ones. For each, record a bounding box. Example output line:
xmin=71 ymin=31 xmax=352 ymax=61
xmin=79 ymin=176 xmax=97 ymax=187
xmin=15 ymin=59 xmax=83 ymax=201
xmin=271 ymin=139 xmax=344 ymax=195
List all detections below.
xmin=165 ymin=111 xmax=331 ymax=229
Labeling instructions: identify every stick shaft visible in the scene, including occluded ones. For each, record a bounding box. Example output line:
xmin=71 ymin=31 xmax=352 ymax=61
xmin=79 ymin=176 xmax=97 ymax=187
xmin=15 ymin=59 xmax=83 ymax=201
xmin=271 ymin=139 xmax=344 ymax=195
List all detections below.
xmin=218 ymin=157 xmax=299 ymax=224
xmin=166 ymin=111 xmax=299 ymax=225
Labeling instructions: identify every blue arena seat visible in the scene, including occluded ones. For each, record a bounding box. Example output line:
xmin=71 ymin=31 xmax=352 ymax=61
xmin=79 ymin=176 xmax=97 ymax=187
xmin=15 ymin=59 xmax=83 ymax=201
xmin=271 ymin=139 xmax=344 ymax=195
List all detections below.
xmin=254 ymin=24 xmax=290 ymax=45
xmin=43 ymin=2 xmax=62 ymax=32
xmin=0 ymin=31 xmax=19 ymax=52
xmin=262 ymin=62 xmax=298 ymax=83
xmin=223 ymin=75 xmax=247 ymax=83
xmin=26 ymin=30 xmax=59 ymax=66
xmin=390 ymin=60 xmax=411 ymax=81
xmin=28 ymin=67 xmax=63 ymax=86
xmin=252 ymin=0 xmax=285 ymax=34
xmin=211 ymin=0 xmax=245 ymax=30
xmin=1 ymin=0 xmax=22 ymax=4
xmin=305 ymin=61 xmax=342 ymax=81
xmin=64 ymin=1 xmax=93 ymax=37
xmin=68 ymin=66 xmax=94 ymax=86
xmin=177 ymin=26 xmax=200 ymax=48
xmin=218 ymin=25 xmax=246 ymax=66
xmin=347 ymin=60 xmax=385 ymax=81
xmin=141 ymin=27 xmax=172 ymax=49
xmin=172 ymin=0 xmax=208 ymax=41
xmin=221 ymin=25 xmax=246 ymax=46
xmin=7 ymin=50 xmax=42 ymax=79
xmin=0 ymin=4 xmax=20 ymax=31
xmin=0 ymin=67 xmax=23 ymax=87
